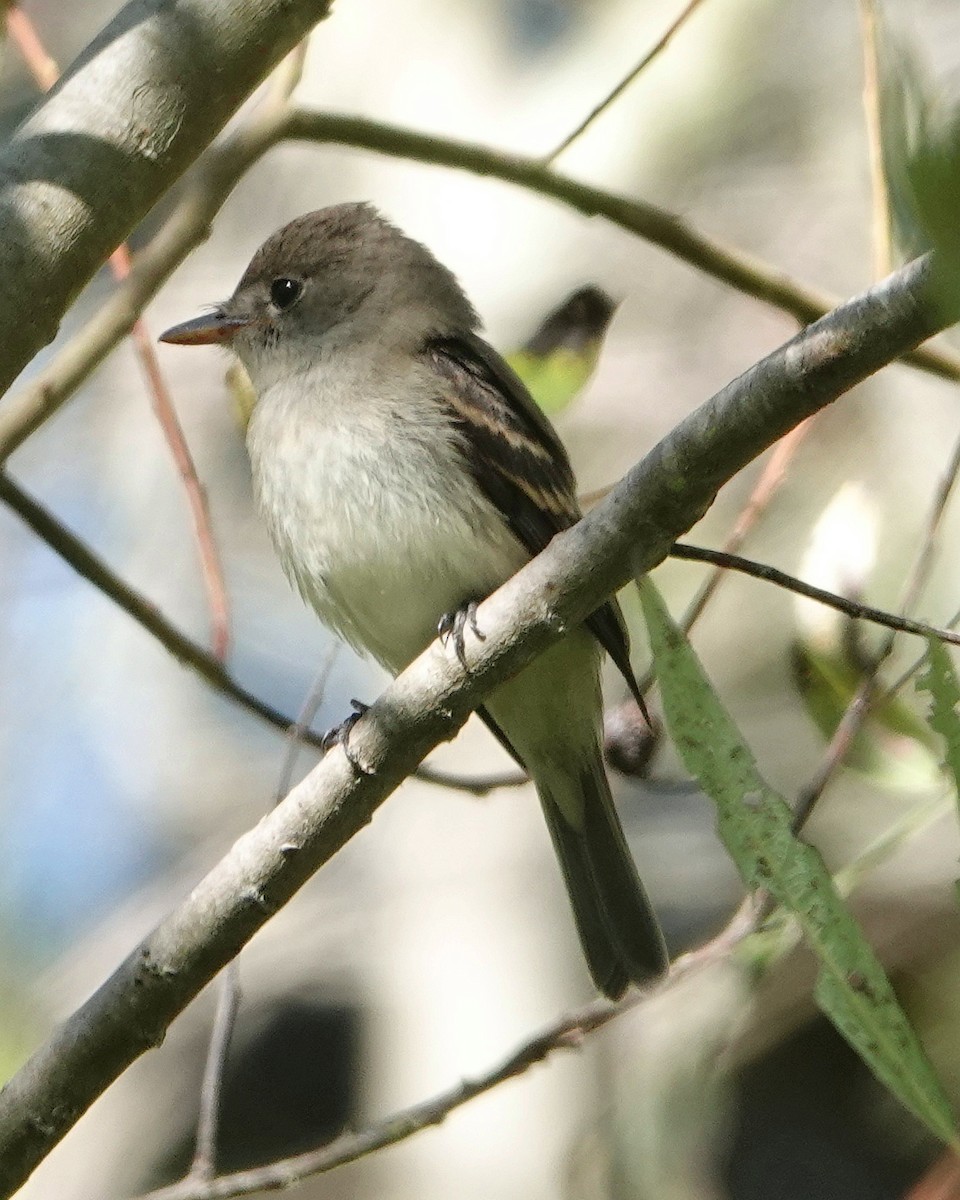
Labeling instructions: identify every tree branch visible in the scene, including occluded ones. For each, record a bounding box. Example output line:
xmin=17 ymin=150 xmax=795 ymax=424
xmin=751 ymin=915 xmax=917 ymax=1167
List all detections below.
xmin=282 ymin=111 xmax=960 ymax=385
xmin=137 ymin=997 xmax=625 ymax=1200
xmin=544 ymin=0 xmax=710 ymax=163
xmin=133 ymin=900 xmax=764 ymax=1200
xmin=788 ymin=407 xmax=960 ymax=835
xmin=0 ymin=81 xmax=294 ymax=460
xmin=0 ymin=0 xmax=331 ymax=401
xmin=5 ymin=99 xmax=960 ymax=465
xmin=3 ymin=5 xmax=233 ymax=659
xmin=669 ymin=542 xmax=960 ymax=647
xmin=0 ymin=469 xmax=311 ymax=740
xmin=0 ymin=469 xmax=526 ymax=795
xmin=0 ymin=251 xmax=947 ymax=1198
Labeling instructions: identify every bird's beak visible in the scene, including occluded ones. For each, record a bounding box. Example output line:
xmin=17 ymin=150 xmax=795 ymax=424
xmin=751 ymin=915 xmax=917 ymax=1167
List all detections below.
xmin=158 ymin=311 xmax=252 ymax=346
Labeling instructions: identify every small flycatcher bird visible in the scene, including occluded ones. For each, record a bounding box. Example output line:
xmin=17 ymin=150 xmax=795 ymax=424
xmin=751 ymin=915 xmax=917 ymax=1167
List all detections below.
xmin=160 ymin=202 xmax=668 ymax=997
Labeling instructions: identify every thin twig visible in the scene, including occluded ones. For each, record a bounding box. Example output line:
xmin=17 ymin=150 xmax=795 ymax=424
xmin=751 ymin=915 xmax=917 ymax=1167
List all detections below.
xmin=0 ymin=469 xmax=311 ymax=737
xmin=135 ymin=904 xmax=752 ymax=1200
xmin=859 ymin=0 xmax=893 ymax=279
xmin=0 ymin=470 xmax=526 ymax=794
xmin=188 ymin=963 xmax=241 ymax=1183
xmin=413 ymin=760 xmax=527 ymax=792
xmin=789 ymin=421 xmax=960 ymax=836
xmin=885 ymin=601 xmax=960 ymax=699
xmin=675 ymin=421 xmax=814 ymax=635
xmin=136 ymin=999 xmax=628 ymax=1200
xmin=4 ymin=3 xmax=58 ymax=90
xmin=3 ymin=2 xmax=231 ymax=660
xmin=273 ymin=644 xmax=340 ymax=803
xmin=670 ymin=541 xmax=960 ymax=648
xmin=112 ymin=244 xmax=230 ymax=658
xmin=900 ymin=416 xmax=960 ymax=618
xmin=790 ymin=679 xmax=875 ymax=834
xmin=544 ymin=0 xmax=710 ymax=164
xmin=190 ymin=565 xmax=332 ymax=1180
xmin=5 ymin=110 xmax=960 ymax=468
xmin=874 ymin=434 xmax=960 ymax=713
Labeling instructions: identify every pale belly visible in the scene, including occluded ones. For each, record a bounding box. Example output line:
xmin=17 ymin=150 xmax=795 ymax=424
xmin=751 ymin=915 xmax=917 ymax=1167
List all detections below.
xmin=291 ymin=502 xmax=526 ymax=671
xmin=247 ymin=385 xmax=528 ymax=672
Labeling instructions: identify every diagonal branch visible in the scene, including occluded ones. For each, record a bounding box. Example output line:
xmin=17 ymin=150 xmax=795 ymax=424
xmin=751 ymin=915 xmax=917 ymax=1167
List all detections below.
xmin=0 ymin=251 xmax=948 ymax=1199
xmin=0 ymin=0 xmax=332 ymax=403
xmin=3 ymin=3 xmax=231 ymax=656
xmin=545 ymin=0 xmax=710 ymax=163
xmin=137 ymin=997 xmax=626 ymax=1200
xmin=281 ymin=111 xmax=960 ymax=385
xmin=136 ymin=903 xmax=759 ymax=1200
xmin=4 ymin=104 xmax=960 ymax=466
xmin=0 ymin=469 xmax=306 ymax=738
xmin=0 ymin=71 xmax=294 ymax=460
xmin=669 ymin=543 xmax=960 ymax=646
xmin=0 ymin=469 xmax=521 ymax=795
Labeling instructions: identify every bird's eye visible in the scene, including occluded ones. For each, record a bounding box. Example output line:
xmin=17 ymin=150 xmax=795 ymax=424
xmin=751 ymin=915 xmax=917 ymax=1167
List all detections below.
xmin=270 ymin=277 xmax=303 ymax=311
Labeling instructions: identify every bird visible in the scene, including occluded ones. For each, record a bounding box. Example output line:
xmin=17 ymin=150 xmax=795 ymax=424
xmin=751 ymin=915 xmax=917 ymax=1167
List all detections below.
xmin=160 ymin=202 xmax=668 ymax=998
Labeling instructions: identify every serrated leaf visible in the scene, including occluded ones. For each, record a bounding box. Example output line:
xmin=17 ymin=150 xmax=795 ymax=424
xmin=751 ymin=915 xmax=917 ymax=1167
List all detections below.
xmin=639 ymin=577 xmax=957 ymax=1145
xmin=507 ymin=286 xmax=616 ymax=415
xmin=917 ymin=637 xmax=960 ymax=809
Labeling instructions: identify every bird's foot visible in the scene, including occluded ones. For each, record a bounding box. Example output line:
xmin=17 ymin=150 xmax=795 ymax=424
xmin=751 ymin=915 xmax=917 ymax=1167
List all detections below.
xmin=321 ymin=699 xmax=372 ymax=774
xmin=438 ymin=600 xmax=485 ymax=669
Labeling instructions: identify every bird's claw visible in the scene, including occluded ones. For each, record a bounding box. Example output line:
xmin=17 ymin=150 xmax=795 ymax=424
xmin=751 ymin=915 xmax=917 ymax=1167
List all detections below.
xmin=438 ymin=600 xmax=485 ymax=669
xmin=321 ymin=698 xmax=372 ymax=773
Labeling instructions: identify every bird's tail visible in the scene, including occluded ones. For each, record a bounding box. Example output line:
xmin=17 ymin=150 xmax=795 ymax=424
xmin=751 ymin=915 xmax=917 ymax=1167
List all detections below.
xmin=537 ymin=753 xmax=667 ymax=999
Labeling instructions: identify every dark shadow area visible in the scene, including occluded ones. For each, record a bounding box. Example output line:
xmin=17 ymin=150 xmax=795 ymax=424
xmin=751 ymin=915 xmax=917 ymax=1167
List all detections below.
xmin=147 ymin=998 xmax=362 ymax=1187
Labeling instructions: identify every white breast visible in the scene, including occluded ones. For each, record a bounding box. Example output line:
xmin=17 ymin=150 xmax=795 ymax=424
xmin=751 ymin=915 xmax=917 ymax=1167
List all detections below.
xmin=245 ymin=355 xmax=527 ymax=672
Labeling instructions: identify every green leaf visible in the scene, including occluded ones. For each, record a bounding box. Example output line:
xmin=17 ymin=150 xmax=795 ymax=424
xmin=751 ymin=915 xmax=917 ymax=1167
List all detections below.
xmin=225 ymin=362 xmax=258 ymax=432
xmin=875 ymin=13 xmax=960 ymax=305
xmin=639 ymin=577 xmax=957 ymax=1145
xmin=875 ymin=14 xmax=936 ymax=263
xmin=225 ymin=286 xmax=617 ymax=431
xmin=792 ymin=643 xmax=940 ymax=792
xmin=917 ymin=637 xmax=960 ymax=808
xmin=790 ymin=482 xmax=939 ymax=790
xmin=507 ymin=286 xmax=616 ymax=415
xmin=833 ymin=792 xmax=951 ymax=899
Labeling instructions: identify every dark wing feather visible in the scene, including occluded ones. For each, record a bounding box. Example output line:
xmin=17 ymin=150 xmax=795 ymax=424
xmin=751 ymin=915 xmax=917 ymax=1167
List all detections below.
xmin=425 ymin=332 xmax=645 ymax=711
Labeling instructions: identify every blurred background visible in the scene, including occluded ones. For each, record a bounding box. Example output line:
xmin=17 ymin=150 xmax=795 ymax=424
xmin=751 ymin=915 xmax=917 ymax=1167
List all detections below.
xmin=3 ymin=0 xmax=960 ymax=1196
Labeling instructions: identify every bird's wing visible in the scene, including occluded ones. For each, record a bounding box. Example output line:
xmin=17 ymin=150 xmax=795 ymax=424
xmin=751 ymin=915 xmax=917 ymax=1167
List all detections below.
xmin=424 ymin=332 xmax=644 ymax=711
